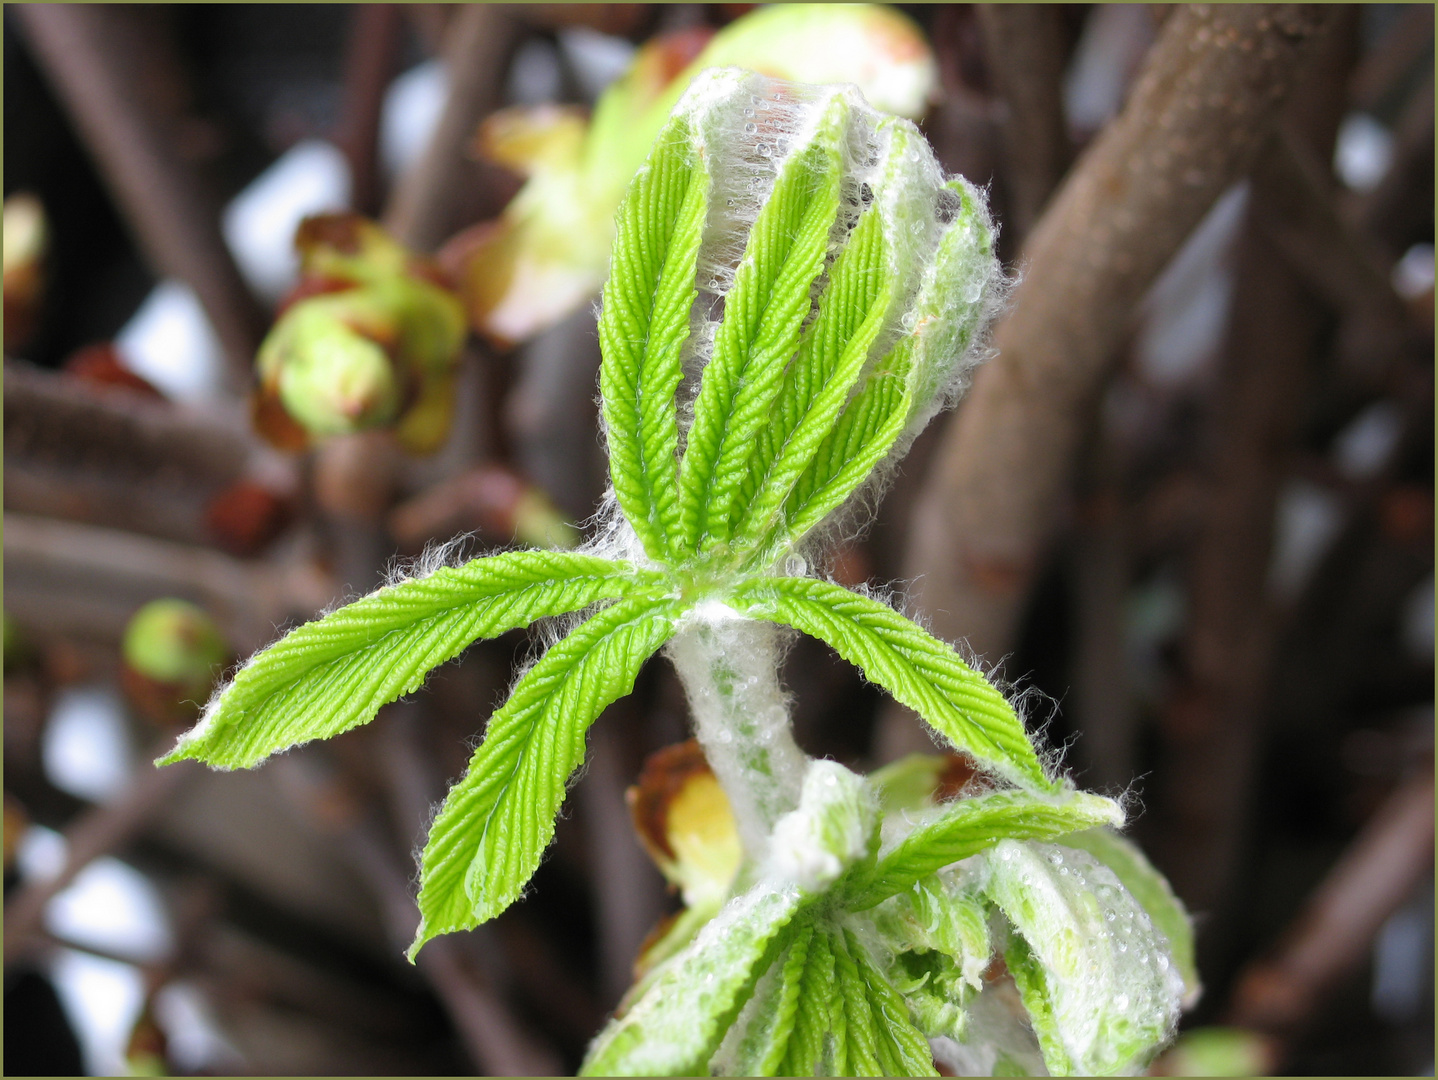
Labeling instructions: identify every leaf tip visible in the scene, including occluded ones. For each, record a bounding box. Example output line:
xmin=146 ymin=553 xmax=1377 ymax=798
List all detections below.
xmin=405 ymin=927 xmax=428 ymax=964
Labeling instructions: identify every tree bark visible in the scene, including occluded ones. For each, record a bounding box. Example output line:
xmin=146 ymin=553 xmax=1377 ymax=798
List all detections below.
xmin=383 ymin=5 xmax=522 ymax=252
xmin=901 ymin=5 xmax=1342 ymax=671
xmin=17 ymin=5 xmax=266 ymax=389
xmin=976 ymin=4 xmax=1073 ymax=240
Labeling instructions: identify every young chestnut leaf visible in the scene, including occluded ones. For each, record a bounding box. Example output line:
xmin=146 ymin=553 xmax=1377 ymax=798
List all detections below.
xmin=412 ymin=594 xmax=680 ymax=954
xmin=984 ymin=840 xmax=1185 ymax=1076
xmin=159 ymin=551 xmax=656 ymax=770
xmin=1060 ymin=827 xmax=1201 ymax=1007
xmin=731 ymin=576 xmax=1053 ymax=791
xmin=167 ymin=66 xmax=1046 ymax=984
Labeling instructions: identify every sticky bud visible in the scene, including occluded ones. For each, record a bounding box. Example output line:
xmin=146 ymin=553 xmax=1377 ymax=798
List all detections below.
xmin=270 ymin=304 xmax=400 ymax=436
xmin=254 ymin=214 xmax=467 ymax=452
xmin=121 ymin=599 xmax=230 ymax=728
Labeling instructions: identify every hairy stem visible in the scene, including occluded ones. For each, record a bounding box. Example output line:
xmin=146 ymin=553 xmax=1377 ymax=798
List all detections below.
xmin=667 ymin=618 xmax=809 ymax=863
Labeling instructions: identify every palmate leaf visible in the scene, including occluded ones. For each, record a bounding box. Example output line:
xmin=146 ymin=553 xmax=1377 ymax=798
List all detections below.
xmin=598 ymin=101 xmax=710 ymax=562
xmin=783 ymin=176 xmax=995 ymax=545
xmin=582 ymin=881 xmax=810 ymax=1076
xmin=738 ymin=919 xmax=936 ymax=1078
xmin=159 ymin=551 xmax=655 ymax=770
xmin=717 ymin=915 xmax=815 ymax=1075
xmin=676 ymin=90 xmax=848 ymax=555
xmin=412 ymin=592 xmax=680 ymax=955
xmin=1060 ymin=827 xmax=1200 ymax=1006
xmin=983 ymin=840 xmax=1184 ymax=1076
xmin=846 ymin=928 xmax=940 ymax=1077
xmin=731 ymin=576 xmax=1053 ymax=791
xmin=730 ymin=148 xmax=897 ymax=559
xmin=844 ymin=789 xmax=1123 ymax=910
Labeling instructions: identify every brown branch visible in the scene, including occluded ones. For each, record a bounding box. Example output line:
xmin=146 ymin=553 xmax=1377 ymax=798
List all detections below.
xmin=3 ymin=758 xmax=202 ymax=965
xmin=901 ymin=5 xmax=1344 ymax=668
xmin=2 ymin=512 xmax=335 ymax=653
xmin=975 ymin=4 xmax=1073 ymax=240
xmin=1143 ymin=7 xmax=1359 ymax=959
xmin=1353 ymin=66 xmax=1435 ymax=261
xmin=1226 ymin=767 xmax=1434 ymax=1043
xmin=383 ymin=5 xmax=524 ymax=252
xmin=3 ymin=361 xmax=268 ymax=546
xmin=574 ymin=709 xmax=668 ymax=1006
xmin=16 ymin=5 xmax=266 ymax=389
xmin=336 ymin=4 xmax=405 ymax=217
xmin=270 ymin=749 xmax=562 ymax=1077
xmin=1256 ymin=126 xmax=1426 ymax=380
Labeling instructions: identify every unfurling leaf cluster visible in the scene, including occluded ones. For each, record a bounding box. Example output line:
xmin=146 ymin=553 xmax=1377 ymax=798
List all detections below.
xmin=163 ymin=67 xmax=1194 ymax=1075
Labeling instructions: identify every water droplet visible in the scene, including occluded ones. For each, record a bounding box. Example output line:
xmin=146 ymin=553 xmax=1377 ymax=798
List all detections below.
xmin=744 ymin=122 xmax=757 ymax=134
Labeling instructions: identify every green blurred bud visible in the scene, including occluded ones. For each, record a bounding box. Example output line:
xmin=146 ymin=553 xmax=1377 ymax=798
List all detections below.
xmin=268 ymin=302 xmax=401 ymax=436
xmin=255 ymin=214 xmax=467 ymax=452
xmin=1153 ymin=1026 xmax=1276 ymax=1077
xmin=121 ymin=599 xmax=229 ymax=727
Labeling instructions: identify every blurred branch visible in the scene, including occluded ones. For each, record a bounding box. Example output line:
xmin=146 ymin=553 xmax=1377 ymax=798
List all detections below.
xmin=3 ymin=759 xmax=202 ymax=965
xmin=1348 ymin=4 xmax=1433 ymax=113
xmin=1352 ymin=67 xmax=1435 ymax=261
xmin=383 ymin=5 xmax=523 ymax=251
xmin=3 ymin=362 xmax=271 ymax=546
xmin=1258 ymin=126 xmax=1426 ymax=379
xmin=3 ymin=513 xmax=334 ymax=652
xmin=16 ymin=5 xmax=266 ymax=389
xmin=336 ymin=4 xmax=405 ymax=217
xmin=575 ymin=707 xmax=668 ymax=1007
xmin=975 ymin=4 xmax=1072 ymax=239
xmin=272 ymin=749 xmax=562 ymax=1076
xmin=1146 ymin=6 xmax=1359 ymax=956
xmin=901 ymin=5 xmax=1343 ymax=668
xmin=1227 ymin=766 xmax=1434 ymax=1044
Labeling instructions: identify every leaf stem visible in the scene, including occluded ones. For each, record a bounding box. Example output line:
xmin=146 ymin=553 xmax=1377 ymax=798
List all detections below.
xmin=667 ymin=617 xmax=809 ymax=863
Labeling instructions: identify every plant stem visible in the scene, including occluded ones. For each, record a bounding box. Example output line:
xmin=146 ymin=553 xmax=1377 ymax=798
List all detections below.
xmin=667 ymin=618 xmax=809 ymax=863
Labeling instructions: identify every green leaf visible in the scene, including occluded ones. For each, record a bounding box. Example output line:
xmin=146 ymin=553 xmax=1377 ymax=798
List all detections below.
xmin=983 ymin=840 xmax=1184 ymax=1076
xmin=676 ymin=92 xmax=848 ymax=555
xmin=731 ymin=171 xmax=895 ymax=558
xmin=1060 ymin=827 xmax=1200 ymax=1007
xmin=717 ymin=916 xmax=813 ymax=1076
xmin=830 ymin=925 xmax=884 ymax=1076
xmin=845 ymin=928 xmax=940 ymax=1077
xmin=582 ymin=881 xmax=810 ymax=1076
xmin=1002 ymin=929 xmax=1074 ymax=1075
xmin=782 ymin=175 xmax=996 ymax=544
xmin=845 ymin=789 xmax=1123 ymax=910
xmin=780 ymin=922 xmax=840 ymax=1076
xmin=730 ymin=576 xmax=1054 ymax=791
xmin=159 ymin=551 xmax=652 ymax=770
xmin=875 ymin=878 xmax=995 ymax=1051
xmin=411 ymin=594 xmax=679 ymax=955
xmin=599 ymin=104 xmax=710 ymax=562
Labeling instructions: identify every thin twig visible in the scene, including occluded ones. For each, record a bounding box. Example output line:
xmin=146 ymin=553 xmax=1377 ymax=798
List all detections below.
xmin=383 ymin=5 xmax=523 ymax=252
xmin=3 ymin=361 xmax=274 ymax=547
xmin=1226 ymin=767 xmax=1434 ymax=1043
xmin=271 ymin=751 xmax=562 ymax=1076
xmin=335 ymin=4 xmax=405 ymax=217
xmin=3 ymin=512 xmax=335 ymax=652
xmin=975 ymin=4 xmax=1072 ymax=240
xmin=16 ymin=5 xmax=266 ymax=389
xmin=4 ymin=758 xmax=202 ymax=965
